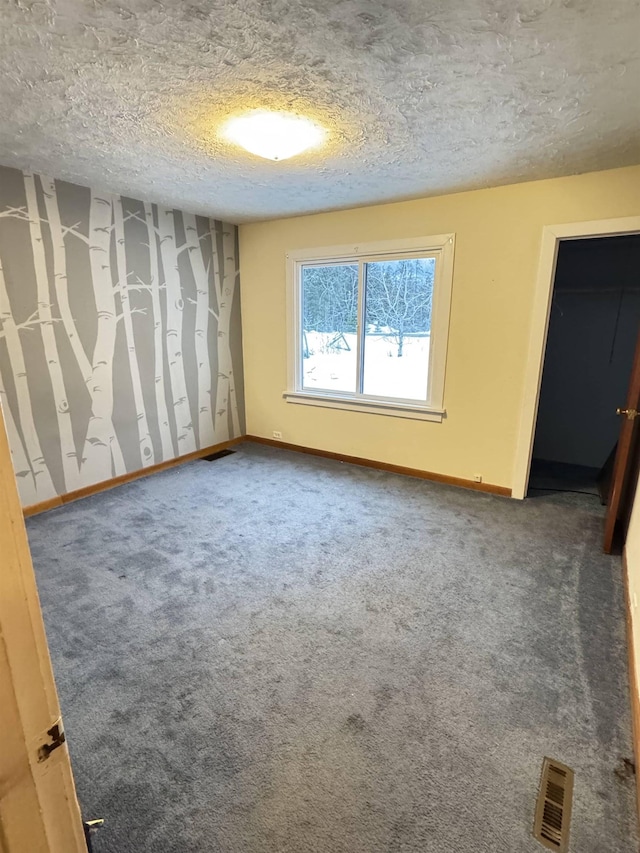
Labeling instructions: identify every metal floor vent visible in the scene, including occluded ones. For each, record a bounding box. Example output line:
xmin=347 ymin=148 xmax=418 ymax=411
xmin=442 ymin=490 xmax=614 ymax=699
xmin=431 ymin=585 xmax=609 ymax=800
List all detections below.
xmin=534 ymin=757 xmax=574 ymax=852
xmin=201 ymin=449 xmax=236 ymax=462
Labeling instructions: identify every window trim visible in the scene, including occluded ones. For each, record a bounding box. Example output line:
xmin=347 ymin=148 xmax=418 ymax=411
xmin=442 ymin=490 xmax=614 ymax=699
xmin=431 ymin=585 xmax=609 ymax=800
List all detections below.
xmin=285 ymin=234 xmax=455 ymax=421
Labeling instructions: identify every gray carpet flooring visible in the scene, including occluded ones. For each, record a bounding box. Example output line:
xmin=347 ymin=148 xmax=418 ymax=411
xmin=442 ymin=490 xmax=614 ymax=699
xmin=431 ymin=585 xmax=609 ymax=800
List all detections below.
xmin=27 ymin=443 xmax=638 ymax=852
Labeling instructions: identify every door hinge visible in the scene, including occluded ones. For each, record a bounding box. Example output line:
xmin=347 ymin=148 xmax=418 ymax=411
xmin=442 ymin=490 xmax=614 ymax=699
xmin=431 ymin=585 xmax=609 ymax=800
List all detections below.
xmin=617 ymin=407 xmax=639 ymax=420
xmin=37 ymin=720 xmax=66 ymax=762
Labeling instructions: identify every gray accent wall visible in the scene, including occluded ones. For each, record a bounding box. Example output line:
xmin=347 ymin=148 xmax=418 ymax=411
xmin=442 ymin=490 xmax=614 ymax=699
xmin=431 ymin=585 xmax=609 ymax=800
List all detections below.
xmin=0 ymin=165 xmax=245 ymax=506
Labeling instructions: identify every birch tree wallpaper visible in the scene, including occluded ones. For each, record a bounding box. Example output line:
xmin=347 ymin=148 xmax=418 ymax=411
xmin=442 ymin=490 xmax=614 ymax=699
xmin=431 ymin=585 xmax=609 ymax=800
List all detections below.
xmin=0 ymin=165 xmax=244 ymax=507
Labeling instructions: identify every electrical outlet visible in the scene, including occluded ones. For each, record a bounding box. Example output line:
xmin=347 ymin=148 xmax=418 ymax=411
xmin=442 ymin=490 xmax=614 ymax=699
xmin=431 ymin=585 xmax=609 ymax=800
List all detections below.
xmin=473 ymin=473 xmax=482 ymax=483
xmin=273 ymin=430 xmax=283 ymax=439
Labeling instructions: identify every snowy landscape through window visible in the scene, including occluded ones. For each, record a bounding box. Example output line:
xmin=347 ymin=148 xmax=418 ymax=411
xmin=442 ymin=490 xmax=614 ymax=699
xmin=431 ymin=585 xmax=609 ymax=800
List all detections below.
xmin=288 ymin=236 xmax=454 ymax=419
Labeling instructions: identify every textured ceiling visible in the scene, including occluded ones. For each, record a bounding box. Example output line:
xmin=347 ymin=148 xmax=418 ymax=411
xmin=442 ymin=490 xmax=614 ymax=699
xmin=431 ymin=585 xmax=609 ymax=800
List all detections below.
xmin=1 ymin=0 xmax=639 ymax=223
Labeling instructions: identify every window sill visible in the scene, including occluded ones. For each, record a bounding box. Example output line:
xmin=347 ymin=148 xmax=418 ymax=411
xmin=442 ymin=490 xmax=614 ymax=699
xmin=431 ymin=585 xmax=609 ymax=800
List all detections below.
xmin=283 ymin=391 xmax=445 ymax=422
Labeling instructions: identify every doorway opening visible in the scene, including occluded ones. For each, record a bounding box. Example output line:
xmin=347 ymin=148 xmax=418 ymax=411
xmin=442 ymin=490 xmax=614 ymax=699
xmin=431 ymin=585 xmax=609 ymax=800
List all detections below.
xmin=528 ymin=234 xmax=640 ymax=506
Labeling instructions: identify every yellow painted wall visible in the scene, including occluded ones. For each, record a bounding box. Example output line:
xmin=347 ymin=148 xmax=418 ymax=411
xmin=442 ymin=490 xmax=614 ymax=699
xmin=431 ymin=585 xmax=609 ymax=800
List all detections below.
xmin=239 ymin=165 xmax=640 ymax=489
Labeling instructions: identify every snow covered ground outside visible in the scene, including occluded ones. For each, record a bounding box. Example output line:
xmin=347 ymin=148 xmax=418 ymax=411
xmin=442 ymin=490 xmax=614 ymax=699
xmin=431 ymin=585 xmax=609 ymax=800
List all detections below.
xmin=302 ymin=331 xmax=430 ymax=401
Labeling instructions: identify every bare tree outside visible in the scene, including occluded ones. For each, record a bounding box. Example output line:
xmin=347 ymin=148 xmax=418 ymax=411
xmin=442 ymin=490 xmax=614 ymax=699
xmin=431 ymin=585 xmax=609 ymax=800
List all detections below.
xmin=301 ymin=264 xmax=359 ymax=393
xmin=302 ymin=264 xmax=358 ymax=334
xmin=364 ymin=258 xmax=434 ymax=358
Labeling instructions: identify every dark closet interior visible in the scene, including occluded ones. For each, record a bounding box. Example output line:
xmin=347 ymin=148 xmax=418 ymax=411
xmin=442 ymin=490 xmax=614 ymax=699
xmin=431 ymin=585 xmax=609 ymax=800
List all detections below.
xmin=529 ymin=234 xmax=640 ymax=497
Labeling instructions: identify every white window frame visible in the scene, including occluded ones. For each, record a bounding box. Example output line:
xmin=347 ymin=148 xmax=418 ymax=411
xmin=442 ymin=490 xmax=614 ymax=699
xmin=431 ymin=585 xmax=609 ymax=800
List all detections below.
xmin=284 ymin=234 xmax=455 ymax=421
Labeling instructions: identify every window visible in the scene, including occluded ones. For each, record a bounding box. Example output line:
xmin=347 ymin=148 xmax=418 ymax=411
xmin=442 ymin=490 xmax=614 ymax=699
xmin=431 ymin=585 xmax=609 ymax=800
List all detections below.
xmin=285 ymin=235 xmax=454 ymax=421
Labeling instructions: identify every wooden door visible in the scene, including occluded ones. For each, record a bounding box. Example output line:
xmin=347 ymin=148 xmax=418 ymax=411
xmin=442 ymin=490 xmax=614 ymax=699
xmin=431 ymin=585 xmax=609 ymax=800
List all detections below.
xmin=604 ymin=325 xmax=640 ymax=553
xmin=0 ymin=401 xmax=86 ymax=852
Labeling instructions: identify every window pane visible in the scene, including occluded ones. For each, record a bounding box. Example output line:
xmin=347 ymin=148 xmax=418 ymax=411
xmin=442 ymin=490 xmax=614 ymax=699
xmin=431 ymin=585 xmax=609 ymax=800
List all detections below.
xmin=362 ymin=257 xmax=435 ymax=401
xmin=301 ymin=263 xmax=358 ymax=394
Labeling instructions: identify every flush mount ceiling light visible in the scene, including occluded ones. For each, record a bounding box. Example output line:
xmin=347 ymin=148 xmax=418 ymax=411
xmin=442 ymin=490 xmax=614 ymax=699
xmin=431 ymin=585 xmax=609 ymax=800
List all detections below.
xmin=221 ymin=111 xmax=325 ymax=161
